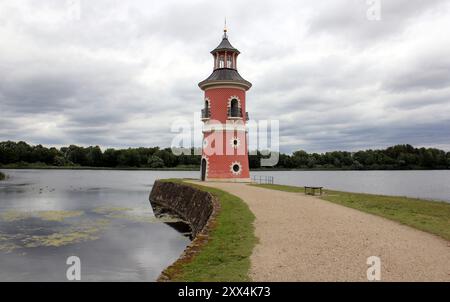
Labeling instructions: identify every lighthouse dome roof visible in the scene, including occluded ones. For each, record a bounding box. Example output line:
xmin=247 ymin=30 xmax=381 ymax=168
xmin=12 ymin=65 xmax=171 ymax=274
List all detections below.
xmin=211 ymin=35 xmax=240 ymax=54
xmin=198 ymin=68 xmax=252 ymax=90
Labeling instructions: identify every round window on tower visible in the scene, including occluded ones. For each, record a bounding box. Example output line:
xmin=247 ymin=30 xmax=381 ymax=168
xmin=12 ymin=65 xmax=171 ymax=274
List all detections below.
xmin=230 ymin=137 xmax=241 ymax=149
xmin=230 ymin=161 xmax=242 ymax=175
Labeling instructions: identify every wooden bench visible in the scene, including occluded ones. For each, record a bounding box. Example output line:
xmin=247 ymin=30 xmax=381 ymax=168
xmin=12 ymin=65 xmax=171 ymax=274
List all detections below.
xmin=304 ymin=186 xmax=323 ymax=196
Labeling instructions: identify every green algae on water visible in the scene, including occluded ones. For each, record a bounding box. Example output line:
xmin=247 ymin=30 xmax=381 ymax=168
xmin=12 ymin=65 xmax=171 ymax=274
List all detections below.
xmin=36 ymin=210 xmax=83 ymax=222
xmin=1 ymin=211 xmax=31 ymax=222
xmin=23 ymin=230 xmax=98 ymax=248
xmin=0 ymin=242 xmax=19 ymax=253
xmin=1 ymin=210 xmax=84 ymax=222
xmin=0 ymin=218 xmax=111 ymax=251
xmin=0 ymin=233 xmax=19 ymax=253
xmin=0 ymin=205 xmax=181 ymax=254
xmin=92 ymin=207 xmax=131 ymax=215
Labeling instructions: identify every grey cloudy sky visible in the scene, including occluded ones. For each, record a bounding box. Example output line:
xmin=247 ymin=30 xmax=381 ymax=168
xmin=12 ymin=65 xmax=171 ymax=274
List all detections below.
xmin=1 ymin=0 xmax=450 ymax=153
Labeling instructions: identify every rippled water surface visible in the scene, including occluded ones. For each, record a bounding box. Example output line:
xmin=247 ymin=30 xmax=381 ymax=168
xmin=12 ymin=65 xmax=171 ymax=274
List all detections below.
xmin=0 ymin=169 xmax=197 ymax=281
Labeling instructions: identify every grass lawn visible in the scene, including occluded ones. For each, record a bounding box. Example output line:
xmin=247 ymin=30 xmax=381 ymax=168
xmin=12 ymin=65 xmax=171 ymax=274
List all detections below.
xmin=160 ymin=179 xmax=257 ymax=281
xmin=252 ymin=184 xmax=450 ymax=241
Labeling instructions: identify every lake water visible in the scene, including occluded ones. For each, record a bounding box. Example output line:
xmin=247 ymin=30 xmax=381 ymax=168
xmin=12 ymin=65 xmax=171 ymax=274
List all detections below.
xmin=0 ymin=169 xmax=196 ymax=282
xmin=252 ymin=170 xmax=450 ymax=202
xmin=0 ymin=169 xmax=449 ymax=281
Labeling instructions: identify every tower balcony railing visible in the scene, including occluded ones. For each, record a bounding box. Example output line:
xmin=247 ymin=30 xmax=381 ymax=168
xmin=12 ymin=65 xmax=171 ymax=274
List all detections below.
xmin=227 ymin=109 xmax=249 ymax=121
xmin=201 ymin=108 xmax=211 ymax=120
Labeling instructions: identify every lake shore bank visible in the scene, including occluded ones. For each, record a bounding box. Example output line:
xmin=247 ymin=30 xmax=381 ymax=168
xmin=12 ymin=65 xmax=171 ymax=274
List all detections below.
xmin=150 ymin=179 xmax=256 ymax=281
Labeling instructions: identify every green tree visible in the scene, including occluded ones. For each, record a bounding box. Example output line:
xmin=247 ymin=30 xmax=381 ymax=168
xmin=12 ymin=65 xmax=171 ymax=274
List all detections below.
xmin=118 ymin=149 xmax=141 ymax=167
xmin=155 ymin=148 xmax=178 ymax=167
xmin=66 ymin=145 xmax=87 ymax=166
xmin=86 ymin=146 xmax=103 ymax=167
xmin=147 ymin=155 xmax=164 ymax=168
xmin=292 ymin=150 xmax=309 ymax=167
xmin=103 ymin=148 xmax=119 ymax=167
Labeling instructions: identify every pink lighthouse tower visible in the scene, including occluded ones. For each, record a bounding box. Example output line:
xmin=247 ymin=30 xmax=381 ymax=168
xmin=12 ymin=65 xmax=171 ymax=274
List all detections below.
xmin=199 ymin=26 xmax=252 ymax=182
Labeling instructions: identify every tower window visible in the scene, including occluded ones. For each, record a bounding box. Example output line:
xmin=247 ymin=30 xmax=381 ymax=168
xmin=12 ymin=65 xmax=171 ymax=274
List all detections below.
xmin=219 ymin=56 xmax=225 ymax=68
xmin=230 ymin=161 xmax=242 ymax=175
xmin=227 ymin=56 xmax=232 ymax=68
xmin=202 ymin=99 xmax=211 ymax=119
xmin=230 ymin=136 xmax=241 ymax=149
xmin=230 ymin=99 xmax=240 ymax=117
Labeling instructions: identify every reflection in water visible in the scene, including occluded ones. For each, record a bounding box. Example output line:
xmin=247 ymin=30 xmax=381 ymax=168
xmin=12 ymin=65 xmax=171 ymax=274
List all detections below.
xmin=0 ymin=170 xmax=197 ymax=281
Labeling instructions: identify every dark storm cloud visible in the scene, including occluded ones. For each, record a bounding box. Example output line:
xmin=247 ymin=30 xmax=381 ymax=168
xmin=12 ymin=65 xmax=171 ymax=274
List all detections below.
xmin=0 ymin=75 xmax=79 ymax=113
xmin=384 ymin=55 xmax=450 ymax=92
xmin=0 ymin=0 xmax=450 ymax=152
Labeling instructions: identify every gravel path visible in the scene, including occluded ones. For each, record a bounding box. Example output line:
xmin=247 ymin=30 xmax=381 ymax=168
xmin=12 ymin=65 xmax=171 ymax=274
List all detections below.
xmin=191 ymin=181 xmax=450 ymax=281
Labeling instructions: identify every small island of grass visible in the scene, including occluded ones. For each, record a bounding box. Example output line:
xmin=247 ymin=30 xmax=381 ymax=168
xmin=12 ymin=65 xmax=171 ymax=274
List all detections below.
xmin=0 ymin=171 xmax=5 ymax=181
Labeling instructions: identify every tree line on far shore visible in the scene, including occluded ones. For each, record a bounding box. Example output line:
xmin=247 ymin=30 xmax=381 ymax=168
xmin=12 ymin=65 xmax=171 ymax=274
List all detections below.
xmin=0 ymin=141 xmax=449 ymax=170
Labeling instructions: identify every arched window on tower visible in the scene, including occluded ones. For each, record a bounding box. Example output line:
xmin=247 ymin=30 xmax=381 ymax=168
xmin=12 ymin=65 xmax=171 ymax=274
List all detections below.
xmin=229 ymin=98 xmax=241 ymax=118
xmin=202 ymin=99 xmax=211 ymax=119
xmin=219 ymin=55 xmax=225 ymax=68
xmin=227 ymin=56 xmax=232 ymax=68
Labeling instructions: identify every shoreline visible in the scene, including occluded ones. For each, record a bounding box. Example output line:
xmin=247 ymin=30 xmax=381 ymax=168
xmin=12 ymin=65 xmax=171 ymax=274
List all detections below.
xmin=149 ymin=180 xmax=221 ymax=281
xmin=1 ymin=166 xmax=449 ymax=172
xmin=149 ymin=179 xmax=256 ymax=281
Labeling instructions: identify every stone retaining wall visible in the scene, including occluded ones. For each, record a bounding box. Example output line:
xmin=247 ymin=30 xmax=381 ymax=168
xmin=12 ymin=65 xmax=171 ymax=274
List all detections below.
xmin=149 ymin=180 xmax=220 ymax=281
